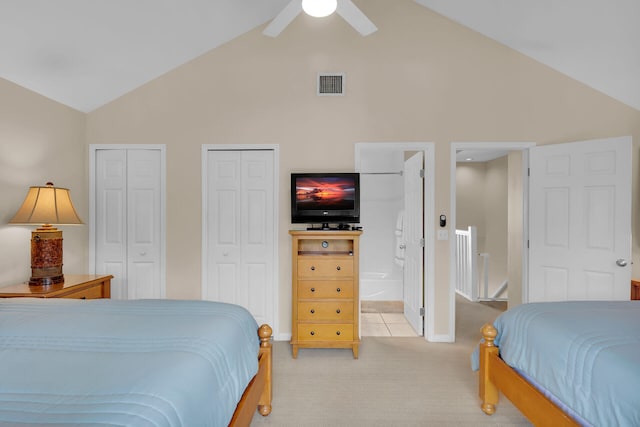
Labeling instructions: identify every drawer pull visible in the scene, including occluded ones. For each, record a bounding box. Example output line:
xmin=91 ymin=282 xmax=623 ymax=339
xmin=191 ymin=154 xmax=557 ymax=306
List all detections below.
xmin=336 ymin=266 xmax=341 ymax=271
xmin=336 ymin=288 xmax=341 ymax=293
xmin=310 ymin=309 xmax=315 ymax=314
xmin=310 ymin=331 xmax=315 ymax=336
xmin=336 ymin=309 xmax=341 ymax=314
xmin=310 ymin=287 xmax=315 ymax=292
xmin=310 ymin=266 xmax=316 ymax=271
xmin=336 ymin=331 xmax=341 ymax=336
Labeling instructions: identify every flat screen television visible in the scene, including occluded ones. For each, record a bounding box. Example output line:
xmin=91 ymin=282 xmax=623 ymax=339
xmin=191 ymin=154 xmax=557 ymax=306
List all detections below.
xmin=291 ymin=172 xmax=360 ymax=229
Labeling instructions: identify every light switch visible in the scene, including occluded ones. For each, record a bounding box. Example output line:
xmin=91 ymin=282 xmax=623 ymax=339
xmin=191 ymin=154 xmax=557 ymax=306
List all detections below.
xmin=437 ymin=229 xmax=448 ymax=240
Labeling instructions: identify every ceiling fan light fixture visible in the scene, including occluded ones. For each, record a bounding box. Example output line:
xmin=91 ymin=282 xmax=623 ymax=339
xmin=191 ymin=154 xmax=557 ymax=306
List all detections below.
xmin=302 ymin=0 xmax=337 ymax=18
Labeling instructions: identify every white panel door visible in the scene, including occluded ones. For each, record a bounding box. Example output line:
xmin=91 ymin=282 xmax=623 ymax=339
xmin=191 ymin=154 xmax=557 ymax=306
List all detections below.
xmin=205 ymin=149 xmax=275 ymax=328
xmin=127 ymin=149 xmax=162 ymax=299
xmin=95 ymin=149 xmax=127 ymax=299
xmin=403 ymin=152 xmax=424 ymax=335
xmin=529 ymin=137 xmax=631 ymax=302
xmin=95 ymin=148 xmax=163 ymax=299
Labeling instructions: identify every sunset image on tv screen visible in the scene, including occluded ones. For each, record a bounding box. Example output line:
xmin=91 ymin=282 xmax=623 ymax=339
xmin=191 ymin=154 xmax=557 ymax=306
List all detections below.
xmin=295 ymin=177 xmax=355 ymax=210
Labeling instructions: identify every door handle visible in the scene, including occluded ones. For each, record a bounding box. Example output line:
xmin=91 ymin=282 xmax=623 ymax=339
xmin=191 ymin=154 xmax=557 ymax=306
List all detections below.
xmin=616 ymin=259 xmax=628 ymax=267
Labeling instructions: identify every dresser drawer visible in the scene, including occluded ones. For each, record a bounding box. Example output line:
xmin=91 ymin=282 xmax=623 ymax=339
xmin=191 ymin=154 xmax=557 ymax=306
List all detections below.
xmin=62 ymin=285 xmax=104 ymax=299
xmin=298 ymin=257 xmax=353 ymax=279
xmin=298 ymin=301 xmax=354 ymax=321
xmin=298 ymin=280 xmax=353 ymax=299
xmin=298 ymin=324 xmax=354 ymax=342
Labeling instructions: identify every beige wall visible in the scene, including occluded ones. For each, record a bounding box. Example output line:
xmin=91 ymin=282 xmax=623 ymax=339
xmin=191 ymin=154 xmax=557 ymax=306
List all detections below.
xmin=2 ymin=0 xmax=640 ymax=339
xmin=484 ymin=156 xmax=509 ymax=295
xmin=0 ymin=78 xmax=87 ymax=285
xmin=456 ymin=163 xmax=486 ymax=236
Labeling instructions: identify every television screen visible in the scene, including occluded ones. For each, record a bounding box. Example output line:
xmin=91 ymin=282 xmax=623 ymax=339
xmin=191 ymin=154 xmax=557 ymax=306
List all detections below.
xmin=291 ymin=173 xmax=360 ymax=227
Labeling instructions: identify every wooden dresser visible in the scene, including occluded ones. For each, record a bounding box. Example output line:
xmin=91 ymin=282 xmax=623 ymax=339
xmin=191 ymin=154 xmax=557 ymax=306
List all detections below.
xmin=632 ymin=280 xmax=640 ymax=301
xmin=0 ymin=274 xmax=112 ymax=299
xmin=290 ymin=230 xmax=362 ymax=359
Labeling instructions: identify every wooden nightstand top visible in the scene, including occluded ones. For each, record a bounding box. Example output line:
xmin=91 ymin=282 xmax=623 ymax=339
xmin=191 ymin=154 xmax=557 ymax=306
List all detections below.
xmin=0 ymin=274 xmax=113 ymax=299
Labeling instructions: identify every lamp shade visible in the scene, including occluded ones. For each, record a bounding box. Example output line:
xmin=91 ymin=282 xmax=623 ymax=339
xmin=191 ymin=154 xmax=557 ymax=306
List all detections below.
xmin=10 ymin=182 xmax=83 ymax=226
xmin=302 ymin=0 xmax=337 ymax=18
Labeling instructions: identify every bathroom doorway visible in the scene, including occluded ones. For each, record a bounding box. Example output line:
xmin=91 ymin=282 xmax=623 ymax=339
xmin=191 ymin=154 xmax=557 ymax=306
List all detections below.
xmin=355 ymin=142 xmax=434 ymax=339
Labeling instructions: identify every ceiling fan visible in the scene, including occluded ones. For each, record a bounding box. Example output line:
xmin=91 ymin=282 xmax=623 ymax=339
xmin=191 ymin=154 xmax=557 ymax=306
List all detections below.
xmin=263 ymin=0 xmax=377 ymax=37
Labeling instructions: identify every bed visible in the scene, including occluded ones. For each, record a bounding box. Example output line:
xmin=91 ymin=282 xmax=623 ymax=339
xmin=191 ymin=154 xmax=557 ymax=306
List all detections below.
xmin=477 ymin=300 xmax=640 ymax=427
xmin=0 ymin=298 xmax=272 ymax=426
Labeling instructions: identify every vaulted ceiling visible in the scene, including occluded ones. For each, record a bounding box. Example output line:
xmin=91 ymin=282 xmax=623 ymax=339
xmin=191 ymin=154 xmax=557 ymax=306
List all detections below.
xmin=1 ymin=0 xmax=638 ymax=113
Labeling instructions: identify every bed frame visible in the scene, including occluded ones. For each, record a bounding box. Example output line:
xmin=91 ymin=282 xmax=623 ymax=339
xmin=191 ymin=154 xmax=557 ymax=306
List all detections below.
xmin=478 ymin=323 xmax=579 ymax=427
xmin=229 ymin=324 xmax=273 ymax=427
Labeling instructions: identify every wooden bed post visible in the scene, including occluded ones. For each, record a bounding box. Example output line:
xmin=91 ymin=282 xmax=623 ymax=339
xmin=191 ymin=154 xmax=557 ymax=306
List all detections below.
xmin=257 ymin=324 xmax=272 ymax=416
xmin=476 ymin=323 xmax=581 ymax=426
xmin=229 ymin=324 xmax=273 ymax=427
xmin=479 ymin=323 xmax=499 ymax=415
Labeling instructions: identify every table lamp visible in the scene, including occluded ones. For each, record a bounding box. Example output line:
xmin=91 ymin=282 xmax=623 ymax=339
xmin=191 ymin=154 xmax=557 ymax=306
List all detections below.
xmin=9 ymin=182 xmax=83 ymax=285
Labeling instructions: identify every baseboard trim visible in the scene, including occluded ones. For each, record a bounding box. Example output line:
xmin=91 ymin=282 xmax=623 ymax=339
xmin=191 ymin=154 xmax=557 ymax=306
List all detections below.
xmin=427 ymin=333 xmax=455 ymax=343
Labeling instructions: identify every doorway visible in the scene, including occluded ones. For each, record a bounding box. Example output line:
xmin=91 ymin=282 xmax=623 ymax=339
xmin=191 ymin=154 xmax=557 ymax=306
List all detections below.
xmin=355 ymin=142 xmax=434 ymax=340
xmin=450 ymin=142 xmax=533 ymax=341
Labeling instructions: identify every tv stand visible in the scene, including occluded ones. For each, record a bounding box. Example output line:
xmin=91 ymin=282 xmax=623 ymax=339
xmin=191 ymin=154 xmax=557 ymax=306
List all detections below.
xmin=289 ymin=229 xmax=363 ymax=358
xmin=307 ymin=223 xmax=331 ymax=231
xmin=306 ymin=223 xmax=354 ymax=231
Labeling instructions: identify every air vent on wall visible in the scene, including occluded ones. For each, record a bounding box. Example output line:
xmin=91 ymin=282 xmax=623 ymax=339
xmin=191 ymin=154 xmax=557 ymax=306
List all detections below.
xmin=318 ymin=73 xmax=345 ymax=96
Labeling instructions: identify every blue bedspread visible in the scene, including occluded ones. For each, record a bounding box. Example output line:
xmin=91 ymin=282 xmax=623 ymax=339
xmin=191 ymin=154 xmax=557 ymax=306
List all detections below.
xmin=0 ymin=298 xmax=260 ymax=426
xmin=482 ymin=301 xmax=640 ymax=427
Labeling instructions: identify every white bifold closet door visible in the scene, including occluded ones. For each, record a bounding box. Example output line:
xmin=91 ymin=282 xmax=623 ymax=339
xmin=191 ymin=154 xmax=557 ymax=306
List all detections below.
xmin=94 ymin=148 xmax=164 ymax=300
xmin=204 ymin=149 xmax=275 ymax=329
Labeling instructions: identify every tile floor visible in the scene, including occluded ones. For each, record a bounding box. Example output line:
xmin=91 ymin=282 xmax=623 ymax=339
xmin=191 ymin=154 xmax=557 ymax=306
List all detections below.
xmin=360 ymin=301 xmax=419 ymax=337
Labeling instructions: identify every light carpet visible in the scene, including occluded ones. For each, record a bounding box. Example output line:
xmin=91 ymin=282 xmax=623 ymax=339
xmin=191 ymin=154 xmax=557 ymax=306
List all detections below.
xmin=251 ymin=296 xmax=531 ymax=426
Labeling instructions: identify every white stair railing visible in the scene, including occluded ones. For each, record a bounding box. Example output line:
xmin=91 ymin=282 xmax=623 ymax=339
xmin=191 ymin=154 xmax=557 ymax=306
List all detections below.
xmin=455 ymin=226 xmax=478 ymax=301
xmin=456 ymin=227 xmax=507 ymax=301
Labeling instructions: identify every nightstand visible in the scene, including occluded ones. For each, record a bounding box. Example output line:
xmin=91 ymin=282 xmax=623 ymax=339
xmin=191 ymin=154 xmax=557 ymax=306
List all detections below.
xmin=0 ymin=274 xmax=112 ymax=299
xmin=632 ymin=280 xmax=640 ymax=301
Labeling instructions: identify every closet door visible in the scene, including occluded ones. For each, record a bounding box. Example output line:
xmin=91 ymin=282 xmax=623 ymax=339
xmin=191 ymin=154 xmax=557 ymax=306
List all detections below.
xmin=95 ymin=149 xmax=127 ymax=298
xmin=204 ymin=149 xmax=275 ymax=328
xmin=94 ymin=148 xmax=164 ymax=299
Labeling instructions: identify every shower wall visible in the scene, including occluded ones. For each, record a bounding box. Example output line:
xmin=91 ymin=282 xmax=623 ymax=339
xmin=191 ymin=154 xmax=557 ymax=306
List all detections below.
xmin=358 ymin=149 xmax=405 ymax=301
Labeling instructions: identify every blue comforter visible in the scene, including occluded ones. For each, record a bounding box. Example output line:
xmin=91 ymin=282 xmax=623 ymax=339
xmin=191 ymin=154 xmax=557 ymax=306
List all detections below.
xmin=484 ymin=301 xmax=640 ymax=427
xmin=0 ymin=298 xmax=260 ymax=426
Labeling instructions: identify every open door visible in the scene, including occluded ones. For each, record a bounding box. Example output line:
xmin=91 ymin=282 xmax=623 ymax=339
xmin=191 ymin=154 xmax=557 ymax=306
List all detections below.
xmin=529 ymin=136 xmax=631 ymax=302
xmin=403 ymin=152 xmax=424 ymax=335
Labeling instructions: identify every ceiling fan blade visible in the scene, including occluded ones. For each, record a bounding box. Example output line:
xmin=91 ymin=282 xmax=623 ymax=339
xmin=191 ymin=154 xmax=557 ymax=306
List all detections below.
xmin=263 ymin=0 xmax=303 ymax=37
xmin=336 ymin=0 xmax=377 ymax=36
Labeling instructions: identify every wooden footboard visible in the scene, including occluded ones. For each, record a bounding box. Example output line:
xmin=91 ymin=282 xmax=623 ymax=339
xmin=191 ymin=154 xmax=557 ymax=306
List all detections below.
xmin=229 ymin=324 xmax=273 ymax=427
xmin=479 ymin=324 xmax=578 ymax=427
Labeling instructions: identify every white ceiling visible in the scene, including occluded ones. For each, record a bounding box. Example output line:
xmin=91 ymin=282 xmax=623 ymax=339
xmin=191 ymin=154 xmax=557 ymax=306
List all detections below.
xmin=1 ymin=0 xmax=638 ymax=113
